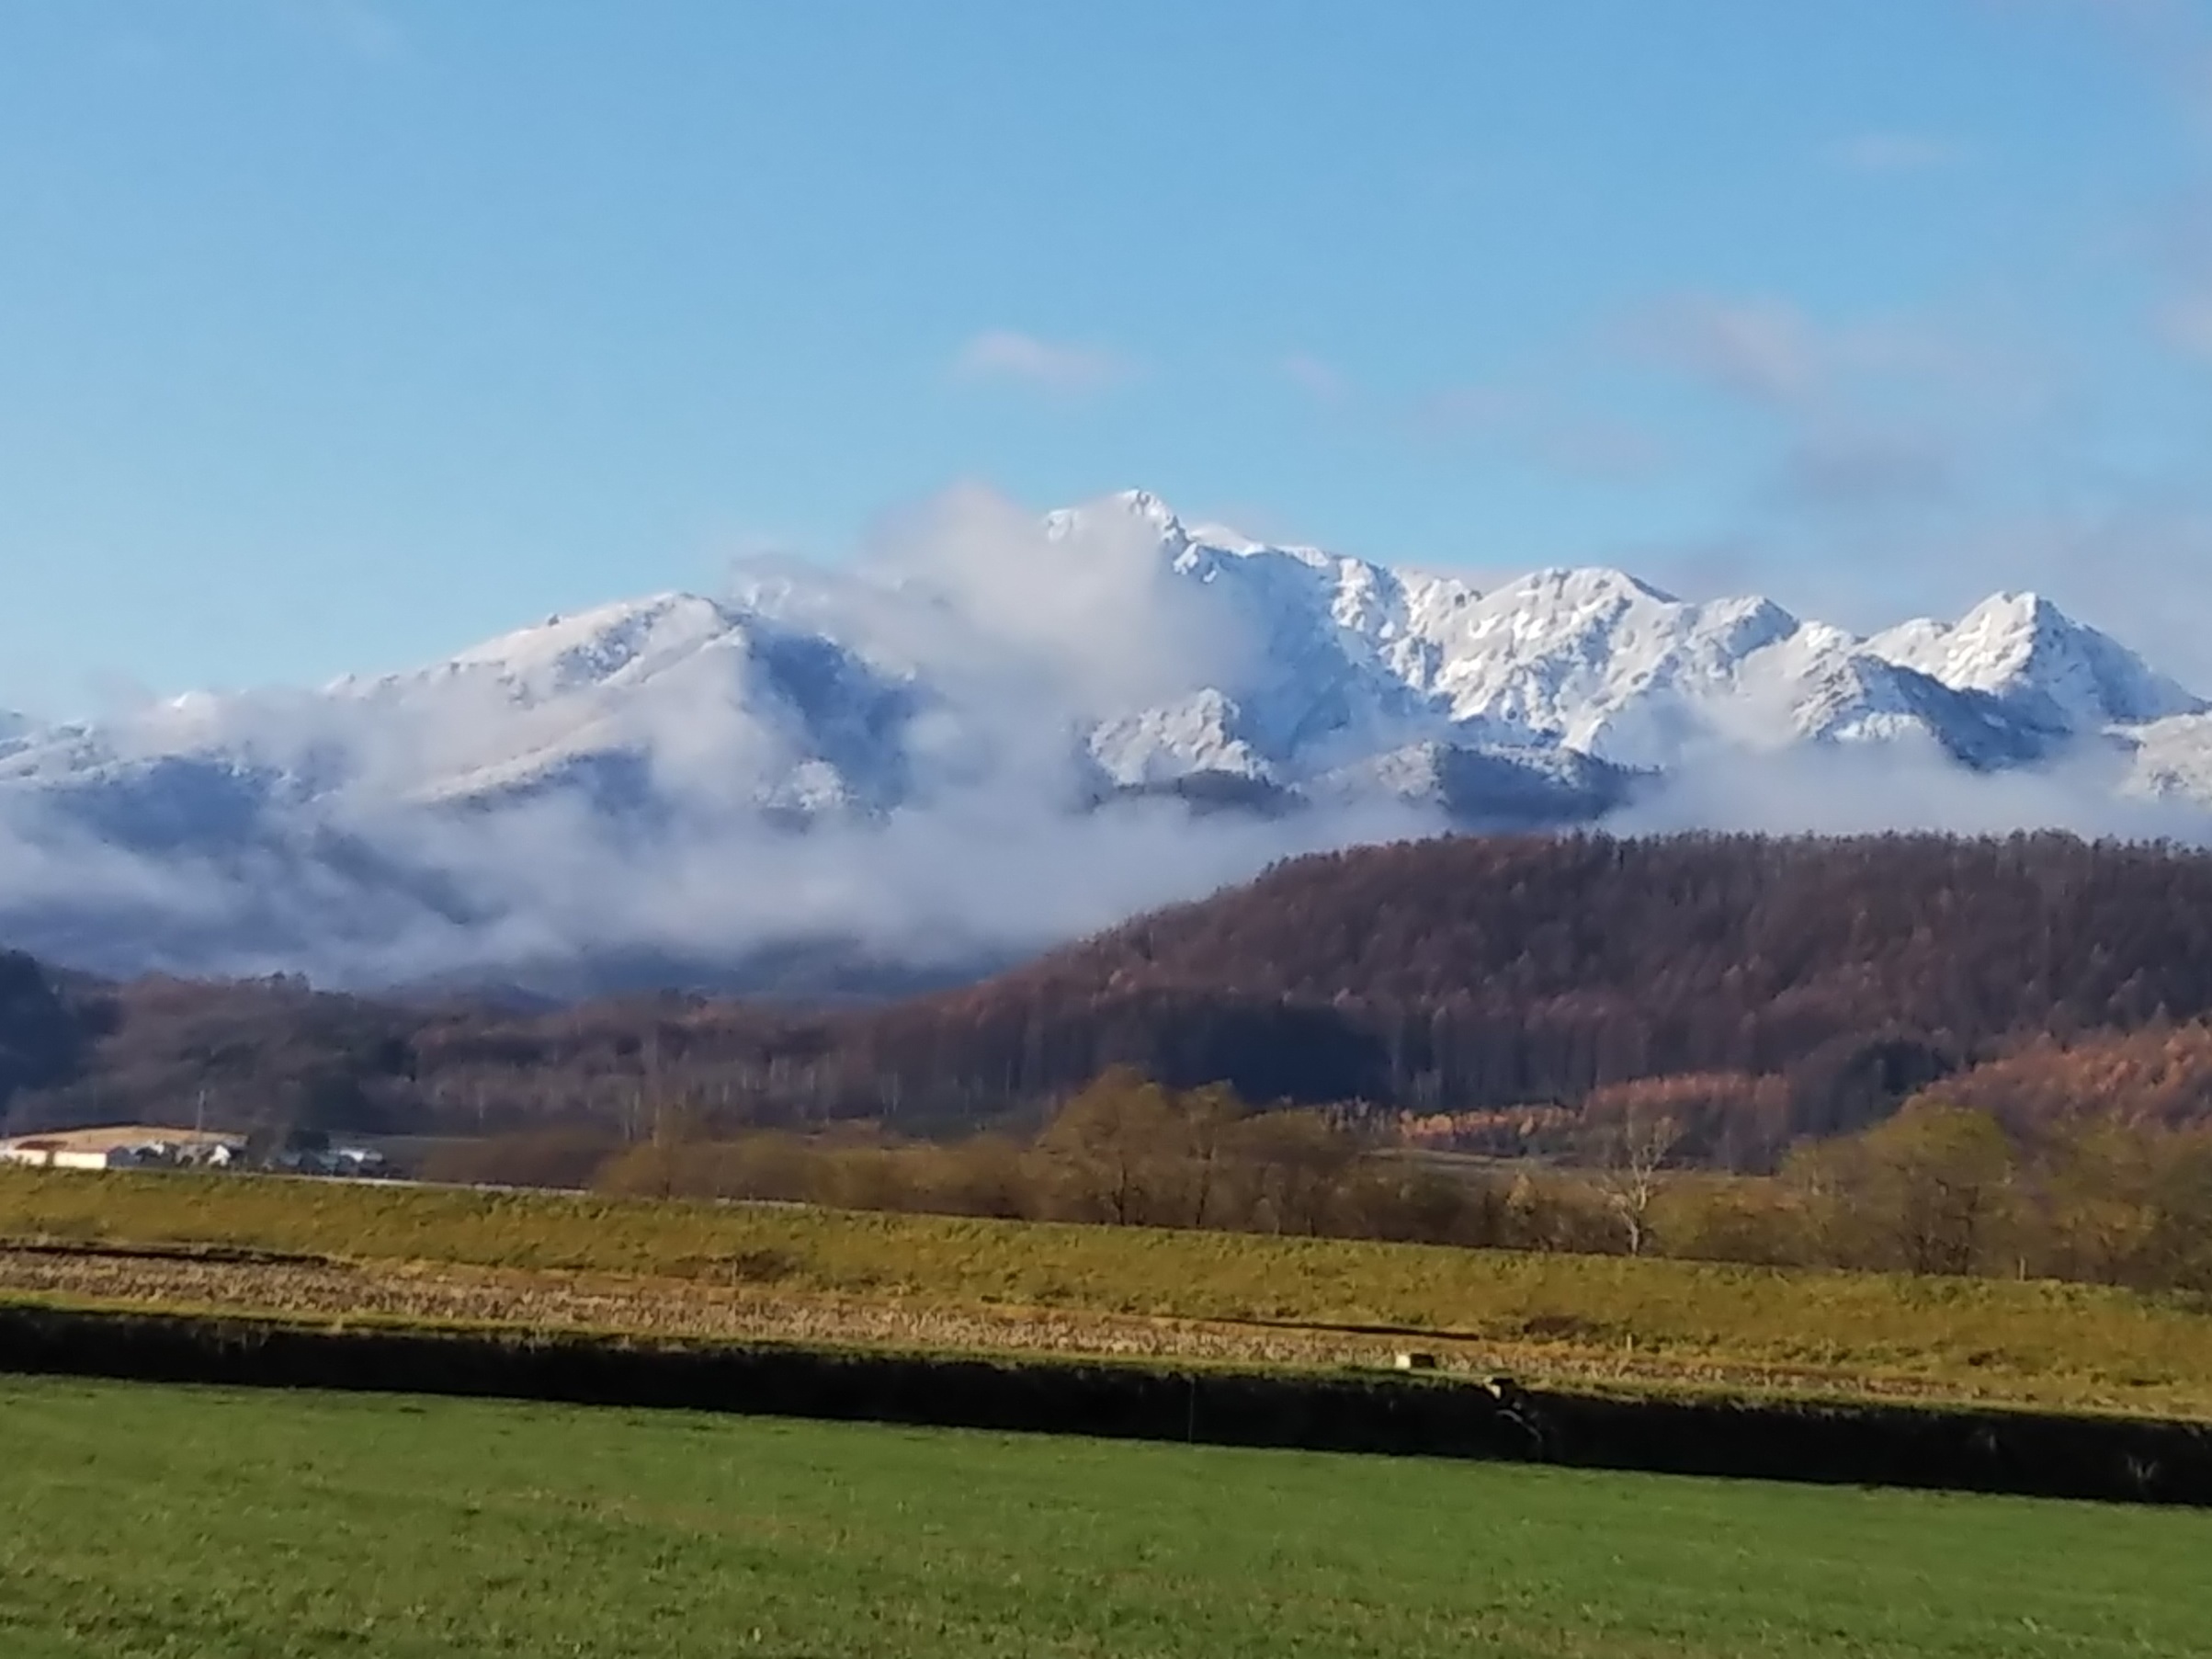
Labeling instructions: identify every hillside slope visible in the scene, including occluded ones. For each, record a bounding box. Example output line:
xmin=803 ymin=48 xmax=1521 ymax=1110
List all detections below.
xmin=840 ymin=831 xmax=2212 ymax=1123
xmin=12 ymin=832 xmax=2212 ymax=1153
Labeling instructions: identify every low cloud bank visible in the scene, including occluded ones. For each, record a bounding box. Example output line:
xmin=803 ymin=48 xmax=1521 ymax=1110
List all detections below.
xmin=1 ymin=735 xmax=2203 ymax=994
xmin=0 ymin=779 xmax=1439 ymax=989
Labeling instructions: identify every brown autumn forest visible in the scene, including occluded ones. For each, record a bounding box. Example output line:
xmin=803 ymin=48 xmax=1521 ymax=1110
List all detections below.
xmin=9 ymin=830 xmax=2212 ymax=1290
xmin=13 ymin=830 xmax=2212 ymax=1146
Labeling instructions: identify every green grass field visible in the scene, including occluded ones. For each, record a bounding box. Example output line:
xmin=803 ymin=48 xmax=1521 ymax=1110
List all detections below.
xmin=1 ymin=1377 xmax=2207 ymax=1658
xmin=7 ymin=1168 xmax=2212 ymax=1417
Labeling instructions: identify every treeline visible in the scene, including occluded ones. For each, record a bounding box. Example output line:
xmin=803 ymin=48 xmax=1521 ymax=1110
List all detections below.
xmin=13 ymin=833 xmax=2212 ymax=1151
xmin=433 ymin=1071 xmax=1445 ymax=1244
xmin=0 ymin=968 xmax=424 ymax=1140
xmin=0 ymin=950 xmax=87 ymax=1106
xmin=1916 ymin=1023 xmax=2212 ymax=1132
xmin=1673 ymin=1102 xmax=2212 ymax=1291
xmin=821 ymin=831 xmax=2212 ymax=1123
xmin=417 ymin=1067 xmax=2212 ymax=1296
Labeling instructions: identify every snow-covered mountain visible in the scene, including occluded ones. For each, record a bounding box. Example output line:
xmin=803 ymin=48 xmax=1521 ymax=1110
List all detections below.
xmin=2 ymin=489 xmax=2207 ymax=988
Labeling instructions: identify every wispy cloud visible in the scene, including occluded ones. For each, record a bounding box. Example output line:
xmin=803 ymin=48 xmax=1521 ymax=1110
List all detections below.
xmin=952 ymin=330 xmax=1132 ymax=395
xmin=1633 ymin=296 xmax=1825 ymax=407
xmin=1825 ymin=131 xmax=1969 ymax=176
xmin=1533 ymin=417 xmax=1670 ymax=482
xmin=1628 ymin=292 xmax=2044 ymax=484
xmin=1633 ymin=294 xmax=1998 ymax=408
xmin=1280 ymin=353 xmax=1348 ymax=404
xmin=1987 ymin=0 xmax=2212 ymax=120
xmin=2159 ymin=290 xmax=2212 ymax=361
xmin=1775 ymin=427 xmax=1957 ymax=510
xmin=1405 ymin=384 xmax=1523 ymax=440
xmin=269 ymin=0 xmax=404 ymax=62
xmin=1410 ymin=384 xmax=1666 ymax=482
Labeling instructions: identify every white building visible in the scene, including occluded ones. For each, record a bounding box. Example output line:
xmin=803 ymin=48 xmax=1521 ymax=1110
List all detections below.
xmin=0 ymin=1125 xmax=249 ymax=1172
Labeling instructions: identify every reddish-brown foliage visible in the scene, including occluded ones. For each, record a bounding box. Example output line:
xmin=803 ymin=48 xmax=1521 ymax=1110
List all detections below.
xmin=11 ymin=832 xmax=2212 ymax=1151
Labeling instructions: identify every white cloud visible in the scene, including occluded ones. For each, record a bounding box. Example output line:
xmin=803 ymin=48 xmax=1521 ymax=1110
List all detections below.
xmin=951 ymin=330 xmax=1131 ymax=395
xmin=864 ymin=483 xmax=1257 ymax=717
xmin=0 ymin=484 xmax=1357 ymax=988
xmin=1612 ymin=733 xmax=2206 ymax=842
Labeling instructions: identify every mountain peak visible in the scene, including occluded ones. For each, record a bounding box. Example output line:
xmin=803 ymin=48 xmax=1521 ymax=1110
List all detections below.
xmin=1953 ymin=589 xmax=2068 ymax=642
xmin=1969 ymin=587 xmax=2055 ymax=616
xmin=435 ymin=592 xmax=741 ymax=699
xmin=1110 ymin=486 xmax=1180 ymax=525
xmin=1869 ymin=591 xmax=2203 ymax=732
xmin=1043 ymin=489 xmax=1191 ymax=550
xmin=1503 ymin=566 xmax=1683 ymax=608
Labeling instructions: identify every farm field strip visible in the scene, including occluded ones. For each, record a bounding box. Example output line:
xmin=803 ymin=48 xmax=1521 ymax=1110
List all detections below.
xmin=0 ymin=1242 xmax=2199 ymax=1419
xmin=5 ymin=1374 xmax=2211 ymax=1659
xmin=6 ymin=1169 xmax=2212 ymax=1419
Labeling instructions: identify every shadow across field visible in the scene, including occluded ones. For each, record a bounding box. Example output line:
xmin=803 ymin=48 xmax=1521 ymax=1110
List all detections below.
xmin=2 ymin=1301 xmax=2208 ymax=1507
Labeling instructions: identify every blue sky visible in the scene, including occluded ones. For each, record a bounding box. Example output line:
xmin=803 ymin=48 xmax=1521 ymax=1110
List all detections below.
xmin=7 ymin=0 xmax=2212 ymax=709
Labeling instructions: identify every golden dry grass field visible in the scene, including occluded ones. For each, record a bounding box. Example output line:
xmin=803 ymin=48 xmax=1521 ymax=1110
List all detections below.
xmin=5 ymin=1168 xmax=2212 ymax=1417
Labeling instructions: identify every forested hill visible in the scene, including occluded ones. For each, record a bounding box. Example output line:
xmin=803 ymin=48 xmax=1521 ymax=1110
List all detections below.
xmin=1015 ymin=833 xmax=2212 ymax=1017
xmin=0 ymin=949 xmax=87 ymax=1108
xmin=10 ymin=833 xmax=2212 ymax=1153
xmin=857 ymin=832 xmax=2212 ymax=1123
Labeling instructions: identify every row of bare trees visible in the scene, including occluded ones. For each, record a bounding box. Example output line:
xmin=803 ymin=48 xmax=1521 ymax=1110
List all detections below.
xmin=421 ymin=1067 xmax=2212 ymax=1293
xmin=1583 ymin=1096 xmax=2212 ymax=1290
xmin=569 ymin=1069 xmax=1488 ymax=1244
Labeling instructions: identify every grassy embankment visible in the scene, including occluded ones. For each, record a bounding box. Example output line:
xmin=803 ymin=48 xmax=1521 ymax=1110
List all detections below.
xmin=5 ymin=1168 xmax=2212 ymax=1417
xmin=3 ymin=1374 xmax=2209 ymax=1659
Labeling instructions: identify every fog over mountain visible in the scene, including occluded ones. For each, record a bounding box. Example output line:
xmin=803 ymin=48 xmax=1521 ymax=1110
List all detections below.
xmin=3 ymin=487 xmax=2208 ymax=991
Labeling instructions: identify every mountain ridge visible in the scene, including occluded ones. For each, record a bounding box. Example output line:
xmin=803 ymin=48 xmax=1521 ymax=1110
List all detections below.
xmin=2 ymin=489 xmax=2207 ymax=988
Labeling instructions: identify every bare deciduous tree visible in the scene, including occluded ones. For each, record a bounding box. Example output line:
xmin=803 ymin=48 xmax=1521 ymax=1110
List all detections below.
xmin=1594 ymin=1110 xmax=1683 ymax=1256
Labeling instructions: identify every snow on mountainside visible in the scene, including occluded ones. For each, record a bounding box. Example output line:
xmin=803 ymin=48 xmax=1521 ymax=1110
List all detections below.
xmin=0 ymin=488 xmax=2207 ymax=988
xmin=1868 ymin=593 xmax=2204 ymax=734
xmin=2119 ymin=713 xmax=2212 ymax=806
